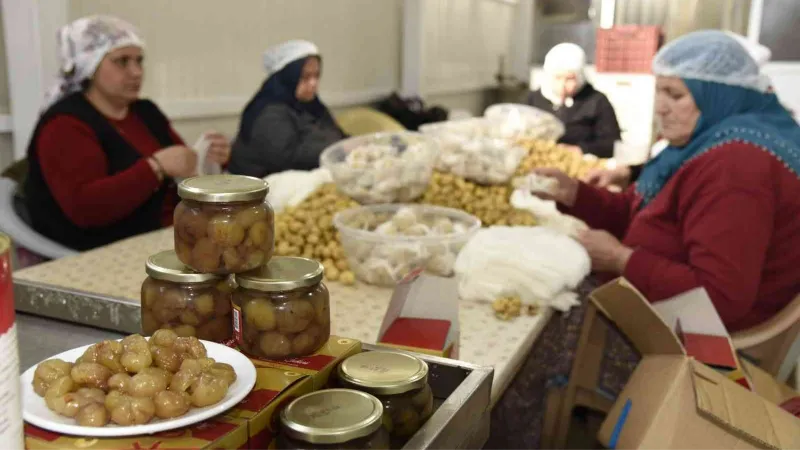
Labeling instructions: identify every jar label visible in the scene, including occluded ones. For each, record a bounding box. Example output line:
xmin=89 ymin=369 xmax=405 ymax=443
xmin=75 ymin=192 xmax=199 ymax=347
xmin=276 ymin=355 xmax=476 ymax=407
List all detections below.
xmin=232 ymin=302 xmax=243 ymax=345
xmin=0 ymin=243 xmax=23 ymax=449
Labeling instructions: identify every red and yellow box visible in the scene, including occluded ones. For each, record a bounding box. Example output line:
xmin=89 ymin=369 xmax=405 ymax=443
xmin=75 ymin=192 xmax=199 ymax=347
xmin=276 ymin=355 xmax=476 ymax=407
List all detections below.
xmin=25 ymin=416 xmax=249 ymax=449
xmin=247 ymin=336 xmax=361 ymax=389
xmin=224 ymin=367 xmax=314 ymax=449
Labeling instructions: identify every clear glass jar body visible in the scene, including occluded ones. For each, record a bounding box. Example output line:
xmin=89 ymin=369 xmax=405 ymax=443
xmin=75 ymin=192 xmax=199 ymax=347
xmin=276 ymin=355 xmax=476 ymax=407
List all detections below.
xmin=378 ymin=383 xmax=433 ymax=439
xmin=276 ymin=426 xmax=390 ymax=450
xmin=141 ymin=277 xmax=233 ymax=342
xmin=174 ymin=198 xmax=274 ymax=274
xmin=233 ymin=283 xmax=330 ymax=359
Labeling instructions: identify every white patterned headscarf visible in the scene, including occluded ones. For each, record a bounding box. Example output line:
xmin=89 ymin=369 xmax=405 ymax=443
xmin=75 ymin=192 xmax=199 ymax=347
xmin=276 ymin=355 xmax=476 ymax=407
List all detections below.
xmin=262 ymin=40 xmax=319 ymax=76
xmin=42 ymin=16 xmax=144 ymax=112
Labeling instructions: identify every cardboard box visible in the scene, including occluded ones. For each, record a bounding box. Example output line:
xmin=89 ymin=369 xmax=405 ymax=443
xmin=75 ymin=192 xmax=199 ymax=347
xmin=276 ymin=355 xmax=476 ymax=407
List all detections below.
xmin=376 ymin=269 xmax=460 ymax=358
xmin=25 ymin=416 xmax=249 ymax=449
xmin=247 ymin=336 xmax=361 ymax=389
xmin=590 ymin=279 xmax=800 ymax=449
xmin=224 ymin=367 xmax=314 ymax=449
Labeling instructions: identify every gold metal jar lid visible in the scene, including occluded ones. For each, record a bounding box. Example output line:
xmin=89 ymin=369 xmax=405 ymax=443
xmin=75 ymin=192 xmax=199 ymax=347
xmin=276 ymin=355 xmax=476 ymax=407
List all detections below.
xmin=280 ymin=389 xmax=384 ymax=445
xmin=338 ymin=350 xmax=429 ymax=395
xmin=145 ymin=250 xmax=220 ymax=283
xmin=178 ymin=174 xmax=268 ymax=203
xmin=234 ymin=256 xmax=323 ymax=292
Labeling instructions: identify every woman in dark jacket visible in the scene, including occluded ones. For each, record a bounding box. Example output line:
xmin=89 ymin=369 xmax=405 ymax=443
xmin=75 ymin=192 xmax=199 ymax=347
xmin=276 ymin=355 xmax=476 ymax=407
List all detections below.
xmin=229 ymin=40 xmax=346 ymax=178
xmin=527 ymin=43 xmax=621 ymax=158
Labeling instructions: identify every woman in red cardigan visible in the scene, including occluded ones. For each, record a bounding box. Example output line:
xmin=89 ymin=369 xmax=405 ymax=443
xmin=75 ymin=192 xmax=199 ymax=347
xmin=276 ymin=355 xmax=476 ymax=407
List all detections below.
xmin=24 ymin=16 xmax=231 ymax=250
xmin=487 ymin=31 xmax=800 ymax=449
xmin=538 ymin=31 xmax=800 ymax=333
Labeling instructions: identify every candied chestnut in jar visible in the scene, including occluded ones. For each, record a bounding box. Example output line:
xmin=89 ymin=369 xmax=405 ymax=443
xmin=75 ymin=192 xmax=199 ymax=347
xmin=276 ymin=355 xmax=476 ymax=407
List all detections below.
xmin=337 ymin=351 xmax=433 ymax=440
xmin=141 ymin=250 xmax=233 ymax=343
xmin=175 ymin=175 xmax=274 ymax=274
xmin=277 ymin=389 xmax=389 ymax=450
xmin=233 ymin=257 xmax=330 ymax=359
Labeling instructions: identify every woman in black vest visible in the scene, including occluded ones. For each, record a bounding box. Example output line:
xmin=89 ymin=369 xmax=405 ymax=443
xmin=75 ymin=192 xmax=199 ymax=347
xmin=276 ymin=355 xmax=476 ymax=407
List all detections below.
xmin=24 ymin=16 xmax=231 ymax=251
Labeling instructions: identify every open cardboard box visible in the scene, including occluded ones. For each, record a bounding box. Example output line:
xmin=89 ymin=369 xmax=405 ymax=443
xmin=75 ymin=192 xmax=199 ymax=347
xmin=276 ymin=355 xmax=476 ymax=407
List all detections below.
xmin=590 ymin=279 xmax=800 ymax=449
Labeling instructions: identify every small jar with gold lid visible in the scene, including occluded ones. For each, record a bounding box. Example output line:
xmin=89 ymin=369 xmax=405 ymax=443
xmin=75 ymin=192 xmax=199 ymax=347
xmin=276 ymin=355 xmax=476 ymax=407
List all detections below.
xmin=337 ymin=351 xmax=433 ymax=439
xmin=277 ymin=389 xmax=390 ymax=450
xmin=175 ymin=174 xmax=274 ymax=274
xmin=141 ymin=250 xmax=233 ymax=342
xmin=233 ymin=256 xmax=330 ymax=359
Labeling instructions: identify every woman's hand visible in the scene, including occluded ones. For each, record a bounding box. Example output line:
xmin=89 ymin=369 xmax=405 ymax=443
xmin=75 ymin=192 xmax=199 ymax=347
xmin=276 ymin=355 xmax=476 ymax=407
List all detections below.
xmin=153 ymin=145 xmax=197 ymax=178
xmin=575 ymin=229 xmax=633 ymax=274
xmin=204 ymin=131 xmax=231 ymax=165
xmin=530 ymin=168 xmax=580 ymax=207
xmin=561 ymin=144 xmax=583 ymax=155
xmin=583 ymin=165 xmax=632 ymax=188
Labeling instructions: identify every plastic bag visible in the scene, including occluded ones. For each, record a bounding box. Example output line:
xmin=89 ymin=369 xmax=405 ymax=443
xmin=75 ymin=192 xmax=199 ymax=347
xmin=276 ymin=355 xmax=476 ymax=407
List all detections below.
xmin=509 ymin=188 xmax=588 ymax=237
xmin=453 ymin=226 xmax=590 ymax=311
xmin=264 ymin=168 xmax=333 ymax=212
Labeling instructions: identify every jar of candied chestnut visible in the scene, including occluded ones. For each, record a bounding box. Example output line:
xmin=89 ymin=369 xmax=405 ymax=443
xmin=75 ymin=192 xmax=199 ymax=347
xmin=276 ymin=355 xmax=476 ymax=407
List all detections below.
xmin=141 ymin=250 xmax=234 ymax=342
xmin=232 ymin=256 xmax=330 ymax=359
xmin=175 ymin=174 xmax=273 ymax=274
xmin=337 ymin=351 xmax=433 ymax=439
xmin=277 ymin=389 xmax=390 ymax=450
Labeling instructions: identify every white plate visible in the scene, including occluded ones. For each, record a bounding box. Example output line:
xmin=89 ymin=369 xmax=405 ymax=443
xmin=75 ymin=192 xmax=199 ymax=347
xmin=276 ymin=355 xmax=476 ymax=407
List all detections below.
xmin=21 ymin=339 xmax=256 ymax=437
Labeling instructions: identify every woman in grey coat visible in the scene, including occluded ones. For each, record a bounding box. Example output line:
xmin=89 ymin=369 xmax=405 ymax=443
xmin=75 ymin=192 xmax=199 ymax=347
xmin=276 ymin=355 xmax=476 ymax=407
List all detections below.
xmin=229 ymin=40 xmax=345 ymax=178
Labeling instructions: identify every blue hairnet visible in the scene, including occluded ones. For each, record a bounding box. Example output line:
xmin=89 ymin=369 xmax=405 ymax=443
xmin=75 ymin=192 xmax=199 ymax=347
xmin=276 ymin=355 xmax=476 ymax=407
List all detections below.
xmin=652 ymin=30 xmax=772 ymax=92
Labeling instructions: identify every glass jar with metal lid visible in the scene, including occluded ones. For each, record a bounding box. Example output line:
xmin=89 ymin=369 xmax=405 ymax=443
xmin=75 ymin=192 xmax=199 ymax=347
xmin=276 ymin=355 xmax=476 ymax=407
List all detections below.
xmin=141 ymin=250 xmax=234 ymax=342
xmin=175 ymin=174 xmax=274 ymax=274
xmin=233 ymin=256 xmax=330 ymax=359
xmin=337 ymin=351 xmax=433 ymax=439
xmin=277 ymin=389 xmax=390 ymax=450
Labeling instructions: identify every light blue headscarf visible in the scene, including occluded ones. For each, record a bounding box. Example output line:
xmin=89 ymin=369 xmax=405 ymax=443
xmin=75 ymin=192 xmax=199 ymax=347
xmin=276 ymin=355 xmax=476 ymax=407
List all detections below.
xmin=635 ymin=31 xmax=800 ymax=208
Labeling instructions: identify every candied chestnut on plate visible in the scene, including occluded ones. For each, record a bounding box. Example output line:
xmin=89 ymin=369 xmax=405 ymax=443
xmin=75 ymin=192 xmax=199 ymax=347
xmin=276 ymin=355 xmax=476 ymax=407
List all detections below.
xmin=21 ymin=334 xmax=256 ymax=437
xmin=141 ymin=250 xmax=233 ymax=343
xmin=337 ymin=351 xmax=434 ymax=440
xmin=175 ymin=174 xmax=274 ymax=274
xmin=233 ymin=257 xmax=330 ymax=359
xmin=277 ymin=389 xmax=390 ymax=450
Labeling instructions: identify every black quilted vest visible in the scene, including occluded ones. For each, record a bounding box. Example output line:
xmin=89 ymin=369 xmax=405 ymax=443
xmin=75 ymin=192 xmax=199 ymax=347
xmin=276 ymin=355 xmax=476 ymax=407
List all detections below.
xmin=24 ymin=93 xmax=177 ymax=250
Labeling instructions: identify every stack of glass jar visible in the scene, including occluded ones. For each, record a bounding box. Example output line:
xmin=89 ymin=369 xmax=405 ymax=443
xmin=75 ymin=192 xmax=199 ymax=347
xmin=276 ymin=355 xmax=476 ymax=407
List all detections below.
xmin=141 ymin=174 xmax=331 ymax=358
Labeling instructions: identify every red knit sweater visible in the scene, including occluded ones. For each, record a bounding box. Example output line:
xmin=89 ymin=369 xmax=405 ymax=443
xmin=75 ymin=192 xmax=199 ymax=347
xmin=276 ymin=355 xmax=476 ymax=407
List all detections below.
xmin=36 ymin=112 xmax=184 ymax=228
xmin=566 ymin=141 xmax=800 ymax=332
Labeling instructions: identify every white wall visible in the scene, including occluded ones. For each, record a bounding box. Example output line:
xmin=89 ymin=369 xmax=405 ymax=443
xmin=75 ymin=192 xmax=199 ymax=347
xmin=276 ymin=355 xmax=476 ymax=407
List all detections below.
xmin=0 ymin=0 xmax=521 ymax=171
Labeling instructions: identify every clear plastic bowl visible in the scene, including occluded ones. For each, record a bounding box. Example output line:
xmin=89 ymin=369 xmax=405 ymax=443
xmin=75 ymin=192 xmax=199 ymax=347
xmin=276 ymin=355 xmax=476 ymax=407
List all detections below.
xmin=333 ymin=204 xmax=481 ymax=286
xmin=319 ymin=132 xmax=438 ymax=204
xmin=483 ymin=103 xmax=565 ymax=141
xmin=419 ymin=118 xmax=528 ymax=185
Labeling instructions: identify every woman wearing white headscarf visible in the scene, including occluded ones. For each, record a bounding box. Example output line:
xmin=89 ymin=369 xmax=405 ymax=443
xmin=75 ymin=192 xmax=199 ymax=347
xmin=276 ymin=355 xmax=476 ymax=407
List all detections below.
xmin=527 ymin=43 xmax=621 ymax=158
xmin=229 ymin=40 xmax=346 ymax=178
xmin=24 ymin=16 xmax=230 ymax=251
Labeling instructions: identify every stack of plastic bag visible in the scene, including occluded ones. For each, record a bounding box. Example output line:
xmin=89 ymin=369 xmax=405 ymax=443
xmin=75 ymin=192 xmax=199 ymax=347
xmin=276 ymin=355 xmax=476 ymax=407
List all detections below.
xmin=454 ymin=226 xmax=591 ymax=312
xmin=265 ymin=168 xmax=333 ymax=213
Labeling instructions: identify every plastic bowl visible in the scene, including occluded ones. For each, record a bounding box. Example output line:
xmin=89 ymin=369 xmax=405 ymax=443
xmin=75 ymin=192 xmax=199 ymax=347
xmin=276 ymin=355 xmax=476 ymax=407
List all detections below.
xmin=483 ymin=103 xmax=565 ymax=141
xmin=333 ymin=204 xmax=481 ymax=286
xmin=420 ymin=118 xmax=528 ymax=185
xmin=319 ymin=132 xmax=438 ymax=204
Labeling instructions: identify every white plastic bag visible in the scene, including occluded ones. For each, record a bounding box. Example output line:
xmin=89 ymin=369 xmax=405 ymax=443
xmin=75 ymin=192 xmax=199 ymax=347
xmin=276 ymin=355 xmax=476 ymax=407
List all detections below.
xmin=453 ymin=226 xmax=590 ymax=311
xmin=264 ymin=168 xmax=333 ymax=212
xmin=509 ymin=189 xmax=588 ymax=237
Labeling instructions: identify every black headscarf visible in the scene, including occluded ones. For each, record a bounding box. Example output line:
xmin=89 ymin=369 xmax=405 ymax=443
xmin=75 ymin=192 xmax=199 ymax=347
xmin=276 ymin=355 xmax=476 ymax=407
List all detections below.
xmin=237 ymin=56 xmax=330 ymax=143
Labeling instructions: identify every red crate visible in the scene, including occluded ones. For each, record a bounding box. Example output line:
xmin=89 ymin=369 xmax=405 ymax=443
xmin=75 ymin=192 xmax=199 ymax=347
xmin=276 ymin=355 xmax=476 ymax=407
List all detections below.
xmin=596 ymin=25 xmax=663 ymax=73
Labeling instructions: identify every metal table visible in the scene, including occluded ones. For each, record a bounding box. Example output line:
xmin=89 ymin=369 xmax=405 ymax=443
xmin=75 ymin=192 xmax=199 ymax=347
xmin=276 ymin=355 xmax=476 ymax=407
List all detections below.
xmin=16 ymin=313 xmax=493 ymax=449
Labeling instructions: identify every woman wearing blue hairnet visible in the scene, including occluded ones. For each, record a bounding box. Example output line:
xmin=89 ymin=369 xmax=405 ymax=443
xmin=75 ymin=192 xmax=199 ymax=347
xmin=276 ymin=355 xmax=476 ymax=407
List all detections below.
xmin=229 ymin=40 xmax=346 ymax=178
xmin=488 ymin=31 xmax=800 ymax=449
